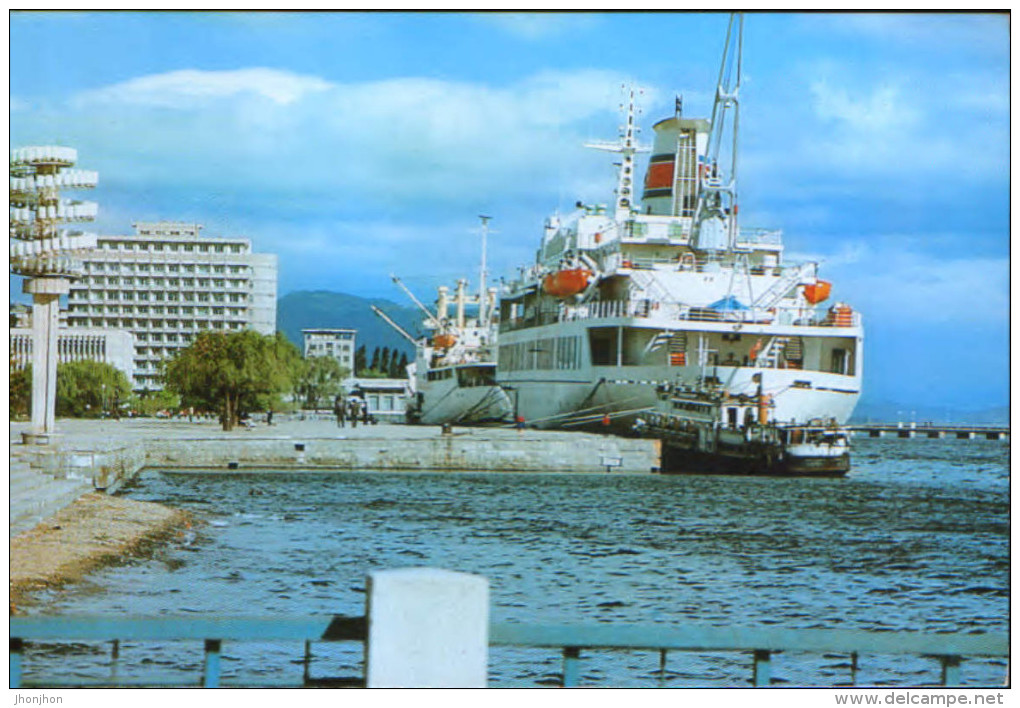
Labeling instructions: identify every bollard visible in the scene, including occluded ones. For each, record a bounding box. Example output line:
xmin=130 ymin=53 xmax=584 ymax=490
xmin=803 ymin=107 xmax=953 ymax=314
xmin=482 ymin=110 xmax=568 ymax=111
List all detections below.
xmin=365 ymin=567 xmax=489 ymax=688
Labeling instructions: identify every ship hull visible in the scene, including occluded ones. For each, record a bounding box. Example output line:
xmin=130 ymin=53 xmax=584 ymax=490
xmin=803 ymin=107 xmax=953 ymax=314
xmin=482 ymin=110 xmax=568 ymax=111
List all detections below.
xmin=496 ymin=318 xmax=862 ymax=433
xmin=660 ymin=442 xmax=850 ymax=477
xmin=417 ymin=383 xmax=512 ymax=425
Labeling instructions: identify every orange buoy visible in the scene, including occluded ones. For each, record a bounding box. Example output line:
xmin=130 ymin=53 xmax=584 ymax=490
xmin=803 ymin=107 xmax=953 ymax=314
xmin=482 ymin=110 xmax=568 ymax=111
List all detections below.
xmin=542 ymin=268 xmax=592 ymax=298
xmin=432 ymin=333 xmax=457 ymax=349
xmin=803 ymin=280 xmax=832 ymax=305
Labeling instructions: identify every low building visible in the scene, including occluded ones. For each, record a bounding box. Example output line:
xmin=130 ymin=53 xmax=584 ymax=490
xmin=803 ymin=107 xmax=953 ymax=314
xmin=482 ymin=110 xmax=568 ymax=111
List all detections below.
xmin=345 ymin=377 xmax=412 ymax=422
xmin=10 ymin=327 xmax=135 ymax=383
xmin=303 ymin=328 xmax=357 ymax=373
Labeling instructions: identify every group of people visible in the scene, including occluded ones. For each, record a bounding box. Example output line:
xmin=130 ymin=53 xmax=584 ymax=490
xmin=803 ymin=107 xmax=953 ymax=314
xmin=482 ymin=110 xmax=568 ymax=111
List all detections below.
xmin=333 ymin=393 xmax=370 ymax=428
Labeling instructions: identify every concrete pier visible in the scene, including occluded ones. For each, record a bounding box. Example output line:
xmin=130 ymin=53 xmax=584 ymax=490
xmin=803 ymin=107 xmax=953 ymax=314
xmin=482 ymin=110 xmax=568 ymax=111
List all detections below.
xmin=849 ymin=423 xmax=1009 ymax=441
xmin=10 ymin=417 xmax=661 ymax=536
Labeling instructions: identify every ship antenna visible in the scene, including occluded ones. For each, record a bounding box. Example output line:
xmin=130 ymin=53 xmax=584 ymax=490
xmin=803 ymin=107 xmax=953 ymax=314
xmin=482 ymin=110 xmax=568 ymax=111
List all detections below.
xmin=586 ymin=84 xmax=650 ymax=220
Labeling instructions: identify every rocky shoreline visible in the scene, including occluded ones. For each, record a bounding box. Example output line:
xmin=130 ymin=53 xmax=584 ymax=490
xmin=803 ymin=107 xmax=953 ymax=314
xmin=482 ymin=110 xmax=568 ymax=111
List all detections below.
xmin=10 ymin=493 xmax=191 ymax=612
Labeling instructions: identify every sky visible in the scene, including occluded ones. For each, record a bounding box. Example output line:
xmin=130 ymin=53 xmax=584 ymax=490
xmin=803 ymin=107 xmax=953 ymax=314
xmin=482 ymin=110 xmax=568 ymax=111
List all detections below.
xmin=9 ymin=11 xmax=1010 ymax=414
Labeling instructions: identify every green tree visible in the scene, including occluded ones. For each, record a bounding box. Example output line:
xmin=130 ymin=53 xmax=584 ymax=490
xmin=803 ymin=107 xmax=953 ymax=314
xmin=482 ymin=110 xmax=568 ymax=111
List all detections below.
xmin=393 ymin=352 xmax=409 ymax=378
xmin=55 ymin=360 xmax=132 ymax=418
xmin=163 ymin=330 xmax=302 ymax=431
xmin=379 ymin=347 xmax=391 ymax=378
xmin=130 ymin=388 xmax=181 ymax=418
xmin=295 ymin=356 xmax=349 ymax=410
xmin=354 ymin=345 xmax=367 ymax=376
xmin=370 ymin=346 xmax=381 ymax=373
xmin=10 ymin=364 xmax=31 ymax=419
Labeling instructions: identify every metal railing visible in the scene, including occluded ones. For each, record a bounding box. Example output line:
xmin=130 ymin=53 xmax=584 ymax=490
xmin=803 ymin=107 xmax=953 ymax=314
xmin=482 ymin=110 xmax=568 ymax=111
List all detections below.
xmin=10 ymin=616 xmax=1006 ymax=688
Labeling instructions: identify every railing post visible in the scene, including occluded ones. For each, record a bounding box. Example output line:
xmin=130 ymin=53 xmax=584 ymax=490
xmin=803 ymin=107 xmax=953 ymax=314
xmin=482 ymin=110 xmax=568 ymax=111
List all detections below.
xmin=752 ymin=649 xmax=771 ymax=687
xmin=10 ymin=638 xmax=23 ymax=689
xmin=658 ymin=649 xmax=668 ymax=687
xmin=365 ymin=568 xmax=489 ymax=688
xmin=940 ymin=655 xmax=962 ymax=686
xmin=850 ymin=651 xmax=858 ymax=686
xmin=562 ymin=646 xmax=581 ymax=687
xmin=203 ymin=639 xmax=221 ymax=688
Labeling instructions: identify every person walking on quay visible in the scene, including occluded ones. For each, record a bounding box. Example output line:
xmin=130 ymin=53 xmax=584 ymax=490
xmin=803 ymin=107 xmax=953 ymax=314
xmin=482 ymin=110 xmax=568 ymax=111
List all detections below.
xmin=334 ymin=394 xmax=346 ymax=428
xmin=349 ymin=397 xmax=362 ymax=429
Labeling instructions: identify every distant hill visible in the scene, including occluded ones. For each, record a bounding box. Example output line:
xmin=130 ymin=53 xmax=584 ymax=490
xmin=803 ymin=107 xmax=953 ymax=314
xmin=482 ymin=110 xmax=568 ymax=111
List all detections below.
xmin=850 ymin=399 xmax=1009 ymax=426
xmin=277 ymin=290 xmax=425 ymax=358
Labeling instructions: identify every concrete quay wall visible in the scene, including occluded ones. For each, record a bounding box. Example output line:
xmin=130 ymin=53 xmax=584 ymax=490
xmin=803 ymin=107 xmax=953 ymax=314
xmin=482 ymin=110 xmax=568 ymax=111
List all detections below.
xmin=145 ymin=432 xmax=660 ymax=474
xmin=10 ymin=421 xmax=661 ymax=536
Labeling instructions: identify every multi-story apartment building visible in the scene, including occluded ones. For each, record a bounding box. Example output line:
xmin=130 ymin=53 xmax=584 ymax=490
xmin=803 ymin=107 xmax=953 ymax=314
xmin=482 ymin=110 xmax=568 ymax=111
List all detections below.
xmin=302 ymin=328 xmax=357 ymax=373
xmin=65 ymin=221 xmax=277 ymax=391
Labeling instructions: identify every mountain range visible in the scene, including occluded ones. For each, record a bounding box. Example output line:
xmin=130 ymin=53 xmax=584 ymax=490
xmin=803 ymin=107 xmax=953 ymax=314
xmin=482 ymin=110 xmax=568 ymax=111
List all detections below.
xmin=277 ymin=290 xmax=424 ymax=358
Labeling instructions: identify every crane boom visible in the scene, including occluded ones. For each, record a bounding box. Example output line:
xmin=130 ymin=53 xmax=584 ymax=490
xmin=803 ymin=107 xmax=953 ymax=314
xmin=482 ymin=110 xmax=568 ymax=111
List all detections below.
xmin=390 ymin=273 xmax=438 ymax=326
xmin=370 ymin=305 xmax=418 ymax=345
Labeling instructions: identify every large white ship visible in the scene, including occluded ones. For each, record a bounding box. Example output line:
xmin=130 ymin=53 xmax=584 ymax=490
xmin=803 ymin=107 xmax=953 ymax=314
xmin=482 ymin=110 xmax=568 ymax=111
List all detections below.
xmin=496 ymin=15 xmax=862 ymax=438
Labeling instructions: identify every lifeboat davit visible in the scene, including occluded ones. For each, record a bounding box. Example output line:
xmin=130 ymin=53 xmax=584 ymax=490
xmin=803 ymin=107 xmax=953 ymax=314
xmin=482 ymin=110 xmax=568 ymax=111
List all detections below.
xmin=803 ymin=280 xmax=832 ymax=305
xmin=542 ymin=268 xmax=592 ymax=298
xmin=432 ymin=333 xmax=457 ymax=349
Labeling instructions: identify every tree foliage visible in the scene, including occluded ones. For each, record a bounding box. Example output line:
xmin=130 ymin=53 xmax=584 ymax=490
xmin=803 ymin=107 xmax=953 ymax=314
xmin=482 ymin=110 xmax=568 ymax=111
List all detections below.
xmin=163 ymin=330 xmax=302 ymax=430
xmin=10 ymin=364 xmax=31 ymax=418
xmin=295 ymin=356 xmax=349 ymax=410
xmin=55 ymin=360 xmax=133 ymax=418
xmin=131 ymin=388 xmax=181 ymax=418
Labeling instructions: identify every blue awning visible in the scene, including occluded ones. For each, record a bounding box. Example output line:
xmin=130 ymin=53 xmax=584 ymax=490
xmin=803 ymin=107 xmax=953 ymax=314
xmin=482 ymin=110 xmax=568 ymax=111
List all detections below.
xmin=708 ymin=295 xmax=748 ymax=311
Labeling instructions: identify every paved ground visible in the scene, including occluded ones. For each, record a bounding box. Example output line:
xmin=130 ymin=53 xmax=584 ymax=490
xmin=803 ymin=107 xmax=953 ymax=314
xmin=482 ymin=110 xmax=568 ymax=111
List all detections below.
xmin=9 ymin=414 xmax=610 ymax=449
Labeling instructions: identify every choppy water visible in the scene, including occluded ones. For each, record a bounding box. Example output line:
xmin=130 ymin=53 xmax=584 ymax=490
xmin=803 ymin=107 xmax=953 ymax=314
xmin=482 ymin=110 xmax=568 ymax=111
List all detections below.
xmin=20 ymin=437 xmax=1009 ymax=687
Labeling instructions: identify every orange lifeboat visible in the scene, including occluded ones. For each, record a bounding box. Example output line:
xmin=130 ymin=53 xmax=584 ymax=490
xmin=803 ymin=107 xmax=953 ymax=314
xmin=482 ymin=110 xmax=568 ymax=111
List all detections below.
xmin=432 ymin=333 xmax=457 ymax=349
xmin=803 ymin=280 xmax=832 ymax=305
xmin=542 ymin=268 xmax=592 ymax=298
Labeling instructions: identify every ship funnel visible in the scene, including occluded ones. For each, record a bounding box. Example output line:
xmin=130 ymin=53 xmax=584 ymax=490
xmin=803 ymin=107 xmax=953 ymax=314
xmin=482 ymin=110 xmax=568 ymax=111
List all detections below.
xmin=641 ymin=117 xmax=710 ymax=217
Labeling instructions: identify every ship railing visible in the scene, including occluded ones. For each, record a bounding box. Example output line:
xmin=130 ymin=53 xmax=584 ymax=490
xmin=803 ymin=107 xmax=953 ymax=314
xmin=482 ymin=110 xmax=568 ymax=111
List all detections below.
xmin=10 ymin=614 xmax=1006 ymax=688
xmin=507 ymin=300 xmax=861 ymax=330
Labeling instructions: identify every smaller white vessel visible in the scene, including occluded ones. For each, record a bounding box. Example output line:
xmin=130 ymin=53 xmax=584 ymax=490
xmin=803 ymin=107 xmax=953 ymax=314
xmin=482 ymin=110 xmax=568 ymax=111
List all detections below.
xmin=638 ymin=378 xmax=851 ymax=476
xmin=373 ymin=217 xmax=512 ymax=426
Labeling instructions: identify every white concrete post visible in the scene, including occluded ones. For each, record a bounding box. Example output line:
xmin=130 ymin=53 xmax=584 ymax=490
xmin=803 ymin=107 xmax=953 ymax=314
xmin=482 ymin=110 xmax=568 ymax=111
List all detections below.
xmin=365 ymin=567 xmax=489 ymax=688
xmin=25 ymin=277 xmax=70 ymax=442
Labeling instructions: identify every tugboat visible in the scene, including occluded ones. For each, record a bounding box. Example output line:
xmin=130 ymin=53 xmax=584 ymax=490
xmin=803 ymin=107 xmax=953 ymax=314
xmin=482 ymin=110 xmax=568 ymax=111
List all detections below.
xmin=638 ymin=378 xmax=851 ymax=476
xmin=373 ymin=217 xmax=512 ymax=426
xmin=495 ymin=14 xmax=863 ymax=453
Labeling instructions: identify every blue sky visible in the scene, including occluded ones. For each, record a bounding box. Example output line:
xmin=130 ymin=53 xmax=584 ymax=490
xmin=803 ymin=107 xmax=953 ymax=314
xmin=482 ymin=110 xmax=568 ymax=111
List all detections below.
xmin=10 ymin=12 xmax=1010 ymax=413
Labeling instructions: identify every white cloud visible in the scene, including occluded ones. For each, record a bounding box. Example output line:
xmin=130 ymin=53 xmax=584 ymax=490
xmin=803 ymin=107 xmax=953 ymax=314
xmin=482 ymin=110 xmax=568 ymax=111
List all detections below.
xmin=72 ymin=68 xmax=334 ymax=108
xmin=474 ymin=13 xmax=599 ymax=40
xmin=812 ymin=240 xmax=1008 ymax=326
xmin=50 ymin=66 xmax=631 ymax=207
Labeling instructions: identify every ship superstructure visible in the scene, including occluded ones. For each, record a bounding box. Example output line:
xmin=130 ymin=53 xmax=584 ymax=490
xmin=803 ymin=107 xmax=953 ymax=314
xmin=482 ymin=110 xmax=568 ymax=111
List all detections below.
xmin=496 ymin=14 xmax=862 ymax=435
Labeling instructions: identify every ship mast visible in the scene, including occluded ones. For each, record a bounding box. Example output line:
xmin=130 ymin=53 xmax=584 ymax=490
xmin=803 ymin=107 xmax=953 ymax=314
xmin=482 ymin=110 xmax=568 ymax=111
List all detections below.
xmin=586 ymin=86 xmax=649 ymax=220
xmin=477 ymin=215 xmax=491 ymax=327
xmin=693 ymin=12 xmax=743 ymax=256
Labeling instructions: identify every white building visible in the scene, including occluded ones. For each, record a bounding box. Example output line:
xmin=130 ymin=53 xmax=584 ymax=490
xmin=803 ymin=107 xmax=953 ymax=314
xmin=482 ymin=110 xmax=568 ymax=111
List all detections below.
xmin=10 ymin=327 xmax=135 ymax=382
xmin=65 ymin=221 xmax=278 ymax=391
xmin=303 ymin=328 xmax=357 ymax=373
xmin=346 ymin=377 xmax=412 ymax=423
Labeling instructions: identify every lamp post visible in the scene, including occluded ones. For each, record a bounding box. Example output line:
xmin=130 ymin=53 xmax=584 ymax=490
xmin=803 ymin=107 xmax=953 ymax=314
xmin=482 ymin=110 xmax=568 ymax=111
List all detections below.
xmin=10 ymin=146 xmax=99 ymax=444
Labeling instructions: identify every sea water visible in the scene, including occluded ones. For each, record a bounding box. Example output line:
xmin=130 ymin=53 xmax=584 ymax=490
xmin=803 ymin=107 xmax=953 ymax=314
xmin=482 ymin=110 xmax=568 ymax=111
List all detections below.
xmin=19 ymin=437 xmax=1009 ymax=687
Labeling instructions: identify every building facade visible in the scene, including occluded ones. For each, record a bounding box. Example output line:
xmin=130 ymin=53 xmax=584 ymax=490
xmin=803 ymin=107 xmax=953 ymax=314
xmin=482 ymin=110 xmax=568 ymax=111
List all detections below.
xmin=346 ymin=377 xmax=412 ymax=422
xmin=302 ymin=328 xmax=357 ymax=373
xmin=10 ymin=327 xmax=135 ymax=382
xmin=65 ymin=221 xmax=278 ymax=391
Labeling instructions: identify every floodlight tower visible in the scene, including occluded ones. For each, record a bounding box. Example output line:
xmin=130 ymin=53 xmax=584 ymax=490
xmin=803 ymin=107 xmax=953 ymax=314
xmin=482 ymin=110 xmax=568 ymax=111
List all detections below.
xmin=9 ymin=145 xmax=99 ymax=444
